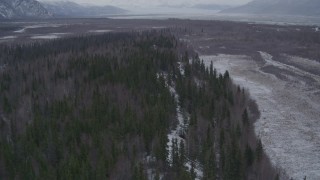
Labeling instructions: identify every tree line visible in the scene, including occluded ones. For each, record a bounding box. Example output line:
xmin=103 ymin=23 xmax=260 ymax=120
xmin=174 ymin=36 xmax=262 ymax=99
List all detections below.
xmin=0 ymin=30 xmax=279 ymax=179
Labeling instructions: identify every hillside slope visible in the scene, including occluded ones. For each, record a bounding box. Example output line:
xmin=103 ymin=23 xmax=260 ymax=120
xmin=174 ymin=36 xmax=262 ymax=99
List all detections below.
xmin=41 ymin=1 xmax=127 ymax=17
xmin=0 ymin=0 xmax=51 ymax=19
xmin=222 ymin=0 xmax=320 ymax=16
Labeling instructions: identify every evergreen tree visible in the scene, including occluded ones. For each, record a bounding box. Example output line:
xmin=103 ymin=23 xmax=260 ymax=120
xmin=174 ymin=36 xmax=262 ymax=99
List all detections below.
xmin=256 ymin=139 xmax=263 ymax=162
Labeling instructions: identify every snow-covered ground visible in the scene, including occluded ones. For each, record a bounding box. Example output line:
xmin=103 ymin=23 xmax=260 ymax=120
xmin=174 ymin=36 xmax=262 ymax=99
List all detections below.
xmin=30 ymin=35 xmax=60 ymax=39
xmin=151 ymin=26 xmax=167 ymax=29
xmin=0 ymin=36 xmax=17 ymax=40
xmin=282 ymin=54 xmax=320 ymax=75
xmin=51 ymin=33 xmax=71 ymax=35
xmin=14 ymin=24 xmax=64 ymax=33
xmin=166 ymin=82 xmax=203 ymax=179
xmin=29 ymin=33 xmax=73 ymax=40
xmin=88 ymin=30 xmax=113 ymax=33
xmin=157 ymin=69 xmax=203 ymax=179
xmin=200 ymin=54 xmax=320 ymax=180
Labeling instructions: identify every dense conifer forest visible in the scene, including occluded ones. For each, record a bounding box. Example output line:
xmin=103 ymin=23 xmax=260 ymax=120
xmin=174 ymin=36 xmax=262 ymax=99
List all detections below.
xmin=0 ymin=31 xmax=279 ymax=179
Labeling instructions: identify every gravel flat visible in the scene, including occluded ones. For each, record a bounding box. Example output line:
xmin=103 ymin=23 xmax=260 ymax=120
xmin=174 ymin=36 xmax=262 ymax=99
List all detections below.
xmin=201 ymin=53 xmax=320 ymax=180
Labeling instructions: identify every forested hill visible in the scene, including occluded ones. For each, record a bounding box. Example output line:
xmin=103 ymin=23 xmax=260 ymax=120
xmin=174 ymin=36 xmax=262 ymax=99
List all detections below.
xmin=0 ymin=31 xmax=279 ymax=179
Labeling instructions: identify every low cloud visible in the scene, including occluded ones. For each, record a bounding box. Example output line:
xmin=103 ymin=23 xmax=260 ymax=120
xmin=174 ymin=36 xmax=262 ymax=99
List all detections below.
xmin=39 ymin=0 xmax=252 ymax=7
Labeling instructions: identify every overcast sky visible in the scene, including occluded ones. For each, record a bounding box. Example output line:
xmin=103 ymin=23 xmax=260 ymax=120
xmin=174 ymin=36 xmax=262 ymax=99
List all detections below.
xmin=39 ymin=0 xmax=252 ymax=7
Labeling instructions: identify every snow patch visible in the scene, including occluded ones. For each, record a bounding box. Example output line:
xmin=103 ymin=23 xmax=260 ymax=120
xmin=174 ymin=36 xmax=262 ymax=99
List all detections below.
xmin=151 ymin=26 xmax=167 ymax=29
xmin=158 ymin=69 xmax=203 ymax=179
xmin=88 ymin=30 xmax=113 ymax=33
xmin=143 ymin=154 xmax=164 ymax=180
xmin=14 ymin=24 xmax=64 ymax=33
xmin=30 ymin=35 xmax=59 ymax=39
xmin=51 ymin=33 xmax=71 ymax=35
xmin=14 ymin=28 xmax=26 ymax=33
xmin=0 ymin=36 xmax=17 ymax=40
xmin=179 ymin=38 xmax=191 ymax=42
xmin=177 ymin=62 xmax=185 ymax=76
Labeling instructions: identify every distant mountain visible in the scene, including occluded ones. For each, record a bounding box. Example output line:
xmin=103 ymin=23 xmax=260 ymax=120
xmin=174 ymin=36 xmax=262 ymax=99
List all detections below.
xmin=222 ymin=0 xmax=320 ymax=17
xmin=192 ymin=4 xmax=233 ymax=11
xmin=42 ymin=1 xmax=127 ymax=17
xmin=0 ymin=0 xmax=51 ymax=19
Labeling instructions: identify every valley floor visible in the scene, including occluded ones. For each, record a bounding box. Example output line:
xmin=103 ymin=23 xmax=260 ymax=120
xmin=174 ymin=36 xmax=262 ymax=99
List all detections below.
xmin=0 ymin=18 xmax=319 ymax=179
xmin=200 ymin=53 xmax=320 ymax=180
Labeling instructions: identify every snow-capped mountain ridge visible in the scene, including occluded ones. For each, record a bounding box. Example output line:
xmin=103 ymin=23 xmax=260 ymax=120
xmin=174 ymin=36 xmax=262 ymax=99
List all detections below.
xmin=41 ymin=1 xmax=127 ymax=17
xmin=0 ymin=0 xmax=51 ymax=19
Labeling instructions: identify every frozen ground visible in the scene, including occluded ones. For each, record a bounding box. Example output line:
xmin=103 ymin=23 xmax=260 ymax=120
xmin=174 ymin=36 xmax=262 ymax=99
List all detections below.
xmin=200 ymin=53 xmax=320 ymax=180
xmin=14 ymin=24 xmax=65 ymax=33
xmin=166 ymin=82 xmax=203 ymax=179
xmin=88 ymin=30 xmax=113 ymax=33
xmin=157 ymin=71 xmax=203 ymax=180
xmin=0 ymin=36 xmax=17 ymax=40
xmin=0 ymin=36 xmax=17 ymax=42
xmin=30 ymin=35 xmax=60 ymax=39
xmin=1 ymin=18 xmax=319 ymax=179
